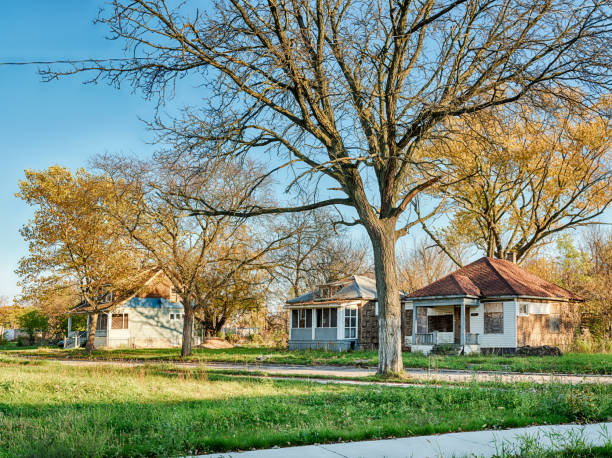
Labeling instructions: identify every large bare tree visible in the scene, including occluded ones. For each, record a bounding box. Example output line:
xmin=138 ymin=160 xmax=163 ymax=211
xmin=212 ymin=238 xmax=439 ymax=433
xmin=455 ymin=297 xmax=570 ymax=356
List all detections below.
xmin=97 ymin=155 xmax=288 ymax=356
xmin=269 ymin=209 xmax=370 ymax=298
xmin=48 ymin=0 xmax=612 ymax=373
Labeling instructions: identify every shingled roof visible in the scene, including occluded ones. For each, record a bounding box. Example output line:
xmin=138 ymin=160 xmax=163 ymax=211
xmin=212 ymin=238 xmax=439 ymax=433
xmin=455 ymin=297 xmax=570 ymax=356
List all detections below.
xmin=286 ymin=275 xmax=377 ymax=304
xmin=408 ymin=257 xmax=581 ymax=301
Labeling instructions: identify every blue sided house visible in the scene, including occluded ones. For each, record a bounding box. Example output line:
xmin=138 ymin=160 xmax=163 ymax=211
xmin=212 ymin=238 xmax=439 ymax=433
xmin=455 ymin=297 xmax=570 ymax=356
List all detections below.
xmin=67 ymin=269 xmax=188 ymax=348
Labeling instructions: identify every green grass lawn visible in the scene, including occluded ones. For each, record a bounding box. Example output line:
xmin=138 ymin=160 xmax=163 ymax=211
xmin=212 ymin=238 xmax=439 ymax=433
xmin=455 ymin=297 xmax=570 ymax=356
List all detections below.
xmin=3 ymin=344 xmax=612 ymax=375
xmin=0 ymin=357 xmax=611 ymax=457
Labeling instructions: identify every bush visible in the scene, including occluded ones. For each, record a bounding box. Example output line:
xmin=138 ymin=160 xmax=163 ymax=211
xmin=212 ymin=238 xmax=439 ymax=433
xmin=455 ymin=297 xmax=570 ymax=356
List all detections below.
xmin=571 ymin=335 xmax=612 ymax=354
xmin=225 ymin=331 xmax=239 ymax=344
xmin=516 ymin=345 xmax=563 ymax=357
xmin=17 ymin=309 xmax=49 ymax=345
xmin=564 ymin=387 xmax=602 ymax=421
xmin=430 ymin=343 xmax=461 ymax=355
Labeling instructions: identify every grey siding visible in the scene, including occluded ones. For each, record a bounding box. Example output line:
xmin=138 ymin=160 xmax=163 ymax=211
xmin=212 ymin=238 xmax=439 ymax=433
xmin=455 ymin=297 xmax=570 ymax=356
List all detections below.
xmin=315 ymin=328 xmax=337 ymax=340
xmin=289 ymin=340 xmax=353 ymax=351
xmin=290 ymin=328 xmax=313 ymax=341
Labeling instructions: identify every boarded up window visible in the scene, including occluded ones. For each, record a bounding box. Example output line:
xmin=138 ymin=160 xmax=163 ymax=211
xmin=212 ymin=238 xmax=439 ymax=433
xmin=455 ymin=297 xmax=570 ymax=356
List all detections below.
xmin=416 ymin=307 xmax=428 ymax=334
xmin=111 ymin=313 xmax=128 ymax=329
xmin=316 ymin=308 xmax=337 ymax=328
xmin=96 ymin=314 xmax=108 ymax=331
xmin=484 ymin=303 xmax=503 ymax=334
xmin=405 ymin=310 xmax=413 ymax=336
xmin=428 ymin=314 xmax=453 ymax=332
xmin=549 ymin=314 xmax=561 ymax=333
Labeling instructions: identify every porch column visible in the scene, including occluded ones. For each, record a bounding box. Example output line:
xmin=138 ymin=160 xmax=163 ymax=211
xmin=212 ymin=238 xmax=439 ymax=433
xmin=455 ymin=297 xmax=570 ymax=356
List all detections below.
xmin=107 ymin=312 xmax=112 ymax=347
xmin=412 ymin=304 xmax=417 ymax=345
xmin=67 ymin=316 xmax=72 ymax=335
xmin=460 ymin=301 xmax=466 ymax=346
xmin=311 ymin=309 xmax=316 ymax=340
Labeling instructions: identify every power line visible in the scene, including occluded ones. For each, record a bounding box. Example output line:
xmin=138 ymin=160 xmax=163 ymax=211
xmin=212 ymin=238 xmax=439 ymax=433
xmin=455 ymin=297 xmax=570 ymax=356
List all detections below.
xmin=0 ymin=58 xmax=147 ymax=66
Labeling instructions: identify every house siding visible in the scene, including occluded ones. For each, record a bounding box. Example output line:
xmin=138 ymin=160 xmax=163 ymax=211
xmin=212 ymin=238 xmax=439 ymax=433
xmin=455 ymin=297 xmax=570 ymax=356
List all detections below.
xmin=516 ymin=300 xmax=580 ymax=350
xmin=471 ymin=300 xmax=517 ymax=349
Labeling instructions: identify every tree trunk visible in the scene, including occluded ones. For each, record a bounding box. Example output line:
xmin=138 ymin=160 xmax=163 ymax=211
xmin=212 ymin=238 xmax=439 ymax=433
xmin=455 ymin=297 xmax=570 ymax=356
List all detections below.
xmin=214 ymin=316 xmax=227 ymax=335
xmin=368 ymin=220 xmax=404 ymax=375
xmin=86 ymin=312 xmax=97 ymax=353
xmin=181 ymin=306 xmax=194 ymax=357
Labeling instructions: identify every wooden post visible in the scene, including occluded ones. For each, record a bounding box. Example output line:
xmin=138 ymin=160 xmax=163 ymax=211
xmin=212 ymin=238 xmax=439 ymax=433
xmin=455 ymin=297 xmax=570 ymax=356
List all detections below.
xmin=460 ymin=301 xmax=466 ymax=346
xmin=67 ymin=316 xmax=72 ymax=349
xmin=412 ymin=304 xmax=417 ymax=345
xmin=106 ymin=312 xmax=111 ymax=347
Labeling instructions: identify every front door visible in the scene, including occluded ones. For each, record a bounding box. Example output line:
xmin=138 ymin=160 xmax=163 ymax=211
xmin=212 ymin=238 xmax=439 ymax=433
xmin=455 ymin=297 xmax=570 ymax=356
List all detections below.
xmin=453 ymin=306 xmax=470 ymax=344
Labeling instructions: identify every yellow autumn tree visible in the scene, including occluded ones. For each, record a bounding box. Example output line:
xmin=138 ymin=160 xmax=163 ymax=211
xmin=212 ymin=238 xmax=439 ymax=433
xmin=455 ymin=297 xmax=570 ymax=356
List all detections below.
xmin=421 ymin=99 xmax=612 ymax=264
xmin=16 ymin=166 xmax=143 ymax=351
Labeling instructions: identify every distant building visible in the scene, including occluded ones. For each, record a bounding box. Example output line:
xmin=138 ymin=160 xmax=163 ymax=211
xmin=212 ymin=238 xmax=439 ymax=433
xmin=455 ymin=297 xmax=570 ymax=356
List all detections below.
xmin=67 ymin=269 xmax=193 ymax=348
xmin=406 ymin=257 xmax=582 ymax=354
xmin=285 ymin=258 xmax=582 ymax=354
xmin=284 ymin=275 xmax=396 ymax=351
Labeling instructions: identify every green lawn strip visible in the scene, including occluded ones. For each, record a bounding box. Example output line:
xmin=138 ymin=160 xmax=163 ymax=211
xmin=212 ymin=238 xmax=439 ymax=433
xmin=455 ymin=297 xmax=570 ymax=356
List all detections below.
xmin=3 ymin=345 xmax=612 ymax=375
xmin=0 ymin=360 xmax=611 ymax=457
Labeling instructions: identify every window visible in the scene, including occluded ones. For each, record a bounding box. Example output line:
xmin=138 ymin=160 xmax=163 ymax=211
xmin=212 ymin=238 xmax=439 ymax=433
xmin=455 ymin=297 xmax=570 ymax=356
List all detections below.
xmin=427 ymin=314 xmax=453 ymax=332
xmin=170 ymin=313 xmax=184 ymax=321
xmin=344 ymin=308 xmax=357 ymax=339
xmin=96 ymin=314 xmax=108 ymax=331
xmin=484 ymin=302 xmax=503 ymax=334
xmin=111 ymin=313 xmax=128 ymax=329
xmin=316 ymin=308 xmax=337 ymax=328
xmin=518 ymin=303 xmax=529 ymax=316
xmin=549 ymin=314 xmax=561 ymax=333
xmin=291 ymin=309 xmax=312 ymax=328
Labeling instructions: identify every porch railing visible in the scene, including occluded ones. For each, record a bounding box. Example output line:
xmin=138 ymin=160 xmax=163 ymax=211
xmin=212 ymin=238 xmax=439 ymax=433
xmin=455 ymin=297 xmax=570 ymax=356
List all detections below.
xmin=415 ymin=333 xmax=435 ymax=345
xmin=465 ymin=333 xmax=479 ymax=345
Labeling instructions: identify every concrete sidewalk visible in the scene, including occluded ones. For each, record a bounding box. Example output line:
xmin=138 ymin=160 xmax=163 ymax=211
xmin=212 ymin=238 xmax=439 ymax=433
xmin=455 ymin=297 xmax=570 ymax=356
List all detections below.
xmin=198 ymin=422 xmax=612 ymax=458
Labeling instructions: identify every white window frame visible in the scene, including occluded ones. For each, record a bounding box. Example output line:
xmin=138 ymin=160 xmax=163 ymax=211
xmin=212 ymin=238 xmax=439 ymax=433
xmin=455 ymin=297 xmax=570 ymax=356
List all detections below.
xmin=344 ymin=308 xmax=357 ymax=339
xmin=483 ymin=302 xmax=504 ymax=334
xmin=518 ymin=302 xmax=529 ymax=316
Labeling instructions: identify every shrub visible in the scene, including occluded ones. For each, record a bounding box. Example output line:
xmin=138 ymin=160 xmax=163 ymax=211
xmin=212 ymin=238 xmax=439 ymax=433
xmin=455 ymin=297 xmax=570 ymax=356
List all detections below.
xmin=564 ymin=387 xmax=602 ymax=422
xmin=225 ymin=331 xmax=239 ymax=344
xmin=430 ymin=343 xmax=461 ymax=355
xmin=17 ymin=309 xmax=49 ymax=345
xmin=571 ymin=335 xmax=612 ymax=354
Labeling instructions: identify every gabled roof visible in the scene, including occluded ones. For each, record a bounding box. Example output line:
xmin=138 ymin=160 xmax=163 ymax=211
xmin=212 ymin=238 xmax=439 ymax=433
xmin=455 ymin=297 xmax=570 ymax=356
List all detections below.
xmin=70 ymin=268 xmax=164 ymax=313
xmin=286 ymin=275 xmax=377 ymax=304
xmin=408 ymin=257 xmax=581 ymax=301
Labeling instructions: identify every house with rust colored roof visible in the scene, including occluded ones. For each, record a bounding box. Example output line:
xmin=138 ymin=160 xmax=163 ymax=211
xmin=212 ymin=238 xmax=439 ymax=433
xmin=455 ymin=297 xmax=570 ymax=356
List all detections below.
xmin=405 ymin=257 xmax=582 ymax=355
xmin=285 ymin=258 xmax=582 ymax=354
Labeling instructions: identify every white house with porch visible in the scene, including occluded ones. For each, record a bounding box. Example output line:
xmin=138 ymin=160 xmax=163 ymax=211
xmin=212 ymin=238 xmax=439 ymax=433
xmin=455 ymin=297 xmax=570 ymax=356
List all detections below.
xmin=405 ymin=257 xmax=582 ymax=355
xmin=66 ymin=269 xmax=197 ymax=349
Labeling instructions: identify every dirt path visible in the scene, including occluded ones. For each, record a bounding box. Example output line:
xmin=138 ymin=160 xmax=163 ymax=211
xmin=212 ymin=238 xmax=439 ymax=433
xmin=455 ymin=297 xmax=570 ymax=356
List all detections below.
xmin=16 ymin=356 xmax=612 ymax=385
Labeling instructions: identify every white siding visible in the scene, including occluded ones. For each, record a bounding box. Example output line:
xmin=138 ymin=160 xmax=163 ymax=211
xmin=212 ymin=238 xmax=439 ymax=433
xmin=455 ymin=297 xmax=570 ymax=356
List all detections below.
xmin=104 ymin=306 xmax=184 ymax=348
xmin=471 ymin=300 xmax=517 ymax=348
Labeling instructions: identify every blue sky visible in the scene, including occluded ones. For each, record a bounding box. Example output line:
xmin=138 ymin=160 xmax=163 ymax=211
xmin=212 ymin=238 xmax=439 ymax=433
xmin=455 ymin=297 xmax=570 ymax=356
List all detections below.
xmin=0 ymin=2 xmax=165 ymax=299
xmin=1 ymin=3 xmax=609 ymax=301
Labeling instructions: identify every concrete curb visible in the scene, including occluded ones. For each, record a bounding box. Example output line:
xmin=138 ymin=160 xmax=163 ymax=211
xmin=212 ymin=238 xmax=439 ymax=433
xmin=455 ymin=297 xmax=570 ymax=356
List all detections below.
xmin=196 ymin=422 xmax=612 ymax=458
